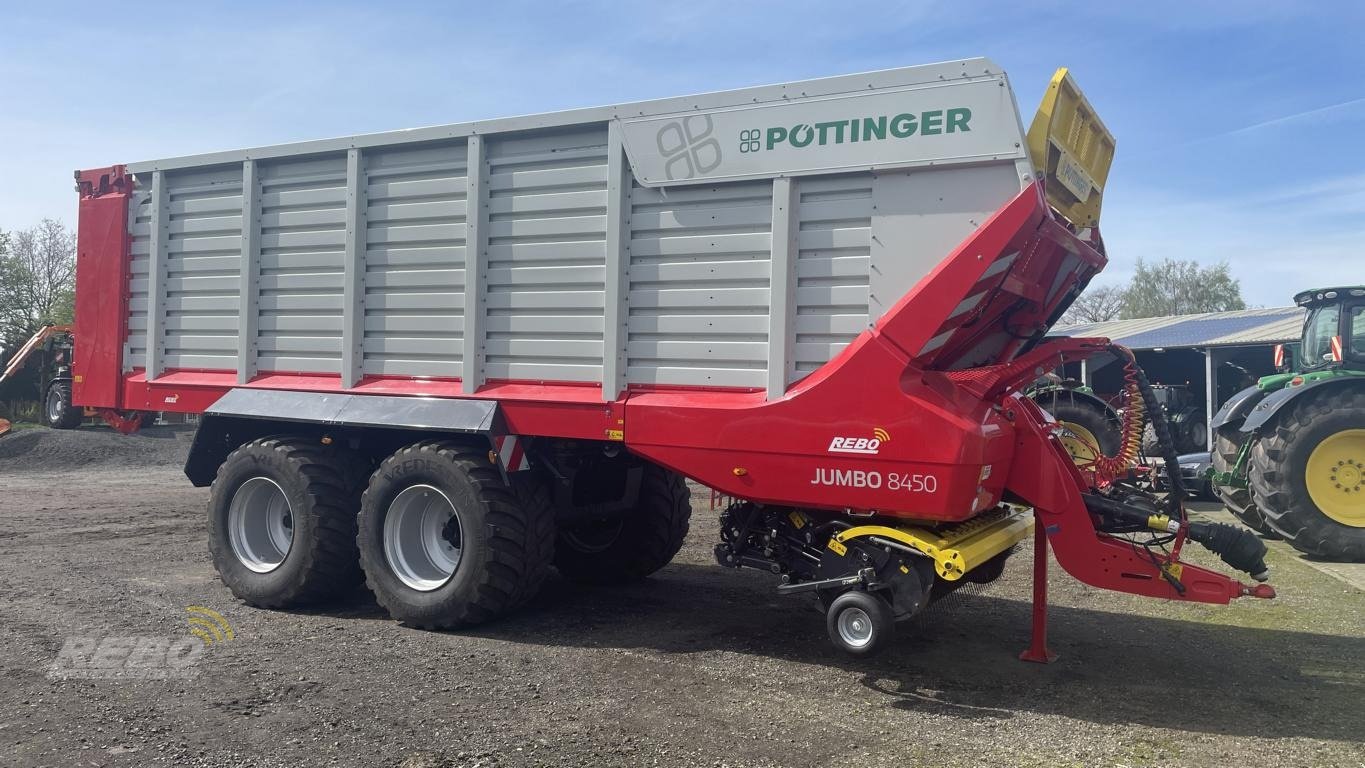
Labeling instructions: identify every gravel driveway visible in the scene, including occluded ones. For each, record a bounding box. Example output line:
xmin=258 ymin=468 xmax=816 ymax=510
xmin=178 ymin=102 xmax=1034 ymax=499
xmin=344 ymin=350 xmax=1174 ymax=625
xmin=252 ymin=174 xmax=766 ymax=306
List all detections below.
xmin=1 ymin=426 xmax=1362 ymax=767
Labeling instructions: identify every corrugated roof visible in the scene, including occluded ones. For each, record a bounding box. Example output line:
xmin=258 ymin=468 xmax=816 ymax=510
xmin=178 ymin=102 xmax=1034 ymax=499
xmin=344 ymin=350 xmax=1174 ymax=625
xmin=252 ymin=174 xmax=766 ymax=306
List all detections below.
xmin=1056 ymin=306 xmax=1305 ymax=350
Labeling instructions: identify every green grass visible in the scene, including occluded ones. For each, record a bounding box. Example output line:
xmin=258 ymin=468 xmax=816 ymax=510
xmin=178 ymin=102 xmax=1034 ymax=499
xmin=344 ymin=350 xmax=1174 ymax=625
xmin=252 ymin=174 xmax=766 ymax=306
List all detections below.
xmin=5 ymin=420 xmax=43 ymax=432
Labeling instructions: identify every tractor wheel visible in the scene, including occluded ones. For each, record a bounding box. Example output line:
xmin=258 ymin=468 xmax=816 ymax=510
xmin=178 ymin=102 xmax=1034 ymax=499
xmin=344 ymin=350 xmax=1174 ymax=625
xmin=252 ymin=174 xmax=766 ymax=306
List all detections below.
xmin=44 ymin=380 xmax=82 ymax=430
xmin=554 ymin=463 xmax=691 ymax=585
xmin=208 ymin=437 xmax=363 ymax=608
xmin=1212 ymin=424 xmax=1278 ymax=537
xmin=1250 ymin=387 xmax=1365 ymax=561
xmin=1040 ymin=397 xmax=1119 ymax=465
xmin=1184 ymin=416 xmax=1208 ymax=455
xmin=1142 ymin=421 xmax=1161 ymax=457
xmin=357 ymin=441 xmax=555 ymax=629
xmin=826 ymin=590 xmax=894 ymax=656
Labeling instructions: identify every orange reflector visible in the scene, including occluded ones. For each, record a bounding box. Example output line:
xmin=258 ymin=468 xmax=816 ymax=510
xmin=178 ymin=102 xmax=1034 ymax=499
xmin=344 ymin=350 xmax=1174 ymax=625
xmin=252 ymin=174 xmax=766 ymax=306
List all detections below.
xmin=732 ymin=467 xmax=748 ymax=476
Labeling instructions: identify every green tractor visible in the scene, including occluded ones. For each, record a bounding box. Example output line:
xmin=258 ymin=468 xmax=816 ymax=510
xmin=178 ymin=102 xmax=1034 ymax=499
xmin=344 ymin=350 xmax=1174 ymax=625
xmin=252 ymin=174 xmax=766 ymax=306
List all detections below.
xmin=1141 ymin=383 xmax=1208 ymax=456
xmin=1212 ymin=287 xmax=1365 ymax=560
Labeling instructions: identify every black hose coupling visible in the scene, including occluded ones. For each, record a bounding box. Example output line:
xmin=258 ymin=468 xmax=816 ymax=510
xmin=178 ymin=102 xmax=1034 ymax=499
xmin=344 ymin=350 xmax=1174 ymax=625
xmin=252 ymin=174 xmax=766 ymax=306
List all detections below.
xmin=1186 ymin=521 xmax=1270 ymax=582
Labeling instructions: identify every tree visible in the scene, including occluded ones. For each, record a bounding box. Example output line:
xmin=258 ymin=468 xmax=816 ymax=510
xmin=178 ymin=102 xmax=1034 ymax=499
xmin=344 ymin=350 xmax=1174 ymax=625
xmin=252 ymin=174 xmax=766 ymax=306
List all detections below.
xmin=1061 ymin=284 xmax=1125 ymax=324
xmin=0 ymin=219 xmax=77 ymax=349
xmin=1118 ymin=258 xmax=1245 ymax=319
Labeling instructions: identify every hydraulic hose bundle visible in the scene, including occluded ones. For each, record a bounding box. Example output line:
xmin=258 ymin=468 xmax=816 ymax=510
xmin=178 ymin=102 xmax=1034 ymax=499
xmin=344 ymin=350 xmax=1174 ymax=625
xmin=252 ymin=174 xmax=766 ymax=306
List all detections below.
xmin=1081 ymin=345 xmax=1270 ymax=585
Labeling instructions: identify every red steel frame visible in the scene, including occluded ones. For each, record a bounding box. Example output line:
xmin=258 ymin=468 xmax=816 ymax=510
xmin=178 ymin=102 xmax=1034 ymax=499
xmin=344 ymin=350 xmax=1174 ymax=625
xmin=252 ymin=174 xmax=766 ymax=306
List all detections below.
xmin=74 ymin=173 xmax=1270 ymax=614
xmin=72 ymin=166 xmax=134 ymax=409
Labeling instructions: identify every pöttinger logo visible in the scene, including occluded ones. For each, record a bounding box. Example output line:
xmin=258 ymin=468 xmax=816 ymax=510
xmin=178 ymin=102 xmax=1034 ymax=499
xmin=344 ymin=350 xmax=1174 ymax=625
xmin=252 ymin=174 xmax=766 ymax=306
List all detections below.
xmin=739 ymin=128 xmax=761 ymax=153
xmin=656 ymin=115 xmax=722 ymax=180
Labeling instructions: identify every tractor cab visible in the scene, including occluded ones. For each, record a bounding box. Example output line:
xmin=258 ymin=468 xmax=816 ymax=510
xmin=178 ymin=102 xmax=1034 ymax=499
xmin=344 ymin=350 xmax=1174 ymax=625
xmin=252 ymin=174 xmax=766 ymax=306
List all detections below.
xmin=1291 ymin=287 xmax=1365 ymax=373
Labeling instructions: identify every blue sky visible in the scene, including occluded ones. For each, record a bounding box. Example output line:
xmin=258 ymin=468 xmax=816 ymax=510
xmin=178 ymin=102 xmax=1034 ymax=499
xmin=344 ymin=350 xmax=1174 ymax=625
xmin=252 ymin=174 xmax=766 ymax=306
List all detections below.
xmin=2 ymin=0 xmax=1361 ymax=307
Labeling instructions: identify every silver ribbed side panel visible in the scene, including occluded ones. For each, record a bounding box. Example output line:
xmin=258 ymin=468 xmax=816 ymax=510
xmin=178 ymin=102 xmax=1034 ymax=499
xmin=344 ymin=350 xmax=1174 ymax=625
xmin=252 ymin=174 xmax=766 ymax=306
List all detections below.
xmin=791 ymin=174 xmax=873 ymax=380
xmin=363 ymin=143 xmax=470 ymax=379
xmin=256 ymin=156 xmax=348 ymax=374
xmin=112 ymin=61 xmax=1036 ymax=395
xmin=156 ymin=167 xmax=243 ymax=371
xmin=125 ymin=188 xmax=153 ymax=371
xmin=482 ymin=128 xmax=609 ymax=383
xmin=626 ymin=180 xmax=773 ymax=388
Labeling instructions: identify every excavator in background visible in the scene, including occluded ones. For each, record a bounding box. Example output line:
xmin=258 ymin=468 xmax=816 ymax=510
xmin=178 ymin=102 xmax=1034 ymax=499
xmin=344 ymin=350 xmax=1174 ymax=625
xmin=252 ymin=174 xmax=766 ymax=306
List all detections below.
xmin=0 ymin=325 xmax=77 ymax=434
xmin=0 ymin=325 xmax=143 ymax=434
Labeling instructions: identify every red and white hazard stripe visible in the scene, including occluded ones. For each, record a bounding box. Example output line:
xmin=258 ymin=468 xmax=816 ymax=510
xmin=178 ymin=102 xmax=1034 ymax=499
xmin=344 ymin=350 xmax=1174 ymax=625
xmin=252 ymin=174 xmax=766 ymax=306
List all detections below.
xmin=492 ymin=435 xmax=529 ymax=472
xmin=1331 ymin=335 xmax=1344 ymax=363
xmin=916 ymin=250 xmax=1020 ymax=359
xmin=1273 ymin=344 xmax=1285 ymax=368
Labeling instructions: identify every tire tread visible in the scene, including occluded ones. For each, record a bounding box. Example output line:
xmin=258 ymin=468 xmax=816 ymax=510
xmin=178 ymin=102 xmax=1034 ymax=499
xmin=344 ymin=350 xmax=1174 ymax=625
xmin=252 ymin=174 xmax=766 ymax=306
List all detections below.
xmin=358 ymin=440 xmax=555 ymax=629
xmin=1250 ymin=387 xmax=1365 ymax=561
xmin=209 ymin=436 xmax=362 ymax=608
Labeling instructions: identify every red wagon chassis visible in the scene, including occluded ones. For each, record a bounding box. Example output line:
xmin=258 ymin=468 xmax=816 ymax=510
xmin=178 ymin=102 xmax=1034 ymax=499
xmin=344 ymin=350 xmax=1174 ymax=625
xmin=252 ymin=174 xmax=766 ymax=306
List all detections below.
xmin=61 ymin=63 xmax=1285 ymax=660
xmin=72 ymin=169 xmax=1272 ymax=621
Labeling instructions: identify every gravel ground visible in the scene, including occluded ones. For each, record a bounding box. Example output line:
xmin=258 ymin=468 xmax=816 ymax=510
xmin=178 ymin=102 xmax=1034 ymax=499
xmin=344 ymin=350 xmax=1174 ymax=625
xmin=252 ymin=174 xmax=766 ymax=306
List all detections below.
xmin=1 ymin=425 xmax=1363 ymax=768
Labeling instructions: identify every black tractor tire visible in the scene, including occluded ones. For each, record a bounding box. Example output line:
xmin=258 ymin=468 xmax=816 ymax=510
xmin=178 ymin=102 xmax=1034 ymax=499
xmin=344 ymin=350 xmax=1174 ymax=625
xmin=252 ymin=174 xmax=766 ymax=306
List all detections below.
xmin=1250 ymin=388 xmax=1365 ymax=561
xmin=44 ymin=380 xmax=82 ymax=430
xmin=1142 ymin=421 xmax=1161 ymax=457
xmin=1212 ymin=424 xmax=1277 ymax=537
xmin=357 ymin=441 xmax=555 ymax=629
xmin=1184 ymin=417 xmax=1208 ymax=455
xmin=826 ymin=590 xmax=895 ymax=657
xmin=1039 ymin=397 xmax=1120 ymax=459
xmin=554 ymin=463 xmax=691 ymax=585
xmin=208 ymin=437 xmax=364 ymax=608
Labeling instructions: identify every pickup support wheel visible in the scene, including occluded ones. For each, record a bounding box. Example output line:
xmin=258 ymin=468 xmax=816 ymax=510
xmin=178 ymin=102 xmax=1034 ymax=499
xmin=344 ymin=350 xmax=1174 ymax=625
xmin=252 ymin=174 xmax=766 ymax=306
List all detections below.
xmin=826 ymin=590 xmax=894 ymax=656
xmin=207 ymin=437 xmax=363 ymax=608
xmin=357 ymin=441 xmax=554 ymax=629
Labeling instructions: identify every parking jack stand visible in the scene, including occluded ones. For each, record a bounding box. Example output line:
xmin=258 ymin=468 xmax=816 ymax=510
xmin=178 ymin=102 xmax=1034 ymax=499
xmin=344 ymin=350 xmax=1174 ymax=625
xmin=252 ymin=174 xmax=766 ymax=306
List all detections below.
xmin=1019 ymin=516 xmax=1058 ymax=663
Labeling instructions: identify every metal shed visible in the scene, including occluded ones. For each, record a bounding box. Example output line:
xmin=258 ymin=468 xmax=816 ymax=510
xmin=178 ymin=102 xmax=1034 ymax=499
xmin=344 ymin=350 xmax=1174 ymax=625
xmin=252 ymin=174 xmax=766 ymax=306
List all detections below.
xmin=1056 ymin=306 xmax=1305 ymax=450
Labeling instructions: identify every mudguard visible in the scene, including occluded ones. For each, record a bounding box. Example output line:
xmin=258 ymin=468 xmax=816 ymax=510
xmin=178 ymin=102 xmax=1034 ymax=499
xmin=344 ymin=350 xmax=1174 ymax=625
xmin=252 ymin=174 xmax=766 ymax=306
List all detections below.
xmin=1240 ymin=377 xmax=1360 ymax=433
xmin=1211 ymin=385 xmax=1264 ymax=430
xmin=184 ymin=389 xmax=500 ymax=486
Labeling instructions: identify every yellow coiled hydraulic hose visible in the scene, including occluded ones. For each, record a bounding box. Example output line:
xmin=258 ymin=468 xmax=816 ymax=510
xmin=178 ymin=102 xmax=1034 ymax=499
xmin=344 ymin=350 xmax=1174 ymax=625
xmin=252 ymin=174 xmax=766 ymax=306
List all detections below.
xmin=1090 ymin=345 xmax=1145 ymax=486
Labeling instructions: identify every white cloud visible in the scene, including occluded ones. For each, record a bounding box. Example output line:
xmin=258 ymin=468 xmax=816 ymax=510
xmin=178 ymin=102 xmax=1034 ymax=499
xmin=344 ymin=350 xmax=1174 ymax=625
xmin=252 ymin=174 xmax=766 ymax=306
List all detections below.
xmin=1101 ymin=173 xmax=1365 ymax=306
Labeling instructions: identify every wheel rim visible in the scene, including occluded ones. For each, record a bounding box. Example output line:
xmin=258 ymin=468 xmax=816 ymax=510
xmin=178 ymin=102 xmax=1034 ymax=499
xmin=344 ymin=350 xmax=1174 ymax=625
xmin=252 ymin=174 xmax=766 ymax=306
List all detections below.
xmin=1306 ymin=429 xmax=1365 ymax=527
xmin=1056 ymin=421 xmax=1101 ymax=464
xmin=46 ymin=387 xmax=63 ymax=423
xmin=227 ymin=477 xmax=294 ymax=573
xmin=836 ymin=606 xmax=875 ymax=648
xmin=384 ymin=484 xmax=463 ymax=591
xmin=562 ymin=518 xmax=624 ymax=553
